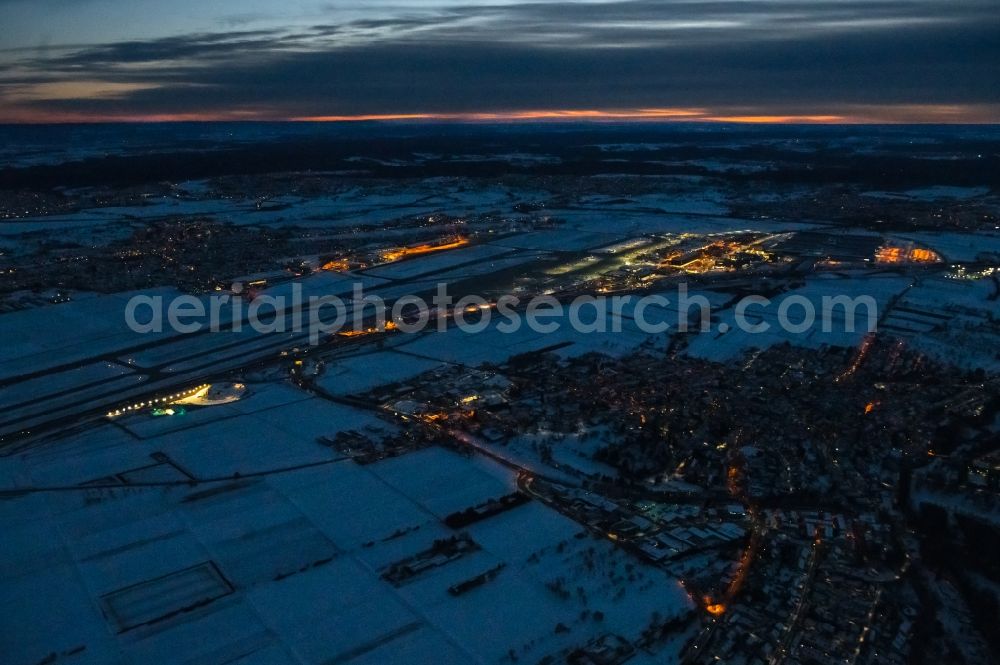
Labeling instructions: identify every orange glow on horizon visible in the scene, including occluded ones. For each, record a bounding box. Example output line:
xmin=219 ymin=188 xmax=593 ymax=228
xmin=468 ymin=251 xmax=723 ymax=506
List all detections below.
xmin=293 ymin=113 xmax=441 ymax=122
xmin=2 ymin=104 xmax=997 ymax=125
xmin=295 ymin=108 xmax=708 ymax=122
xmin=705 ymin=115 xmax=844 ymax=124
xmin=461 ymin=108 xmax=707 ymax=120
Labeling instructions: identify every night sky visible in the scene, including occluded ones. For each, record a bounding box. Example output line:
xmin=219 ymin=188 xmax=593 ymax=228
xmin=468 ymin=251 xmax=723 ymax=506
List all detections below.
xmin=1 ymin=0 xmax=998 ymax=123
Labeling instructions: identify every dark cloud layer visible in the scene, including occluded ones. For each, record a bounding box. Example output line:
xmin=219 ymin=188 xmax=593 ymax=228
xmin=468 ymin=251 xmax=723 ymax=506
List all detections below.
xmin=1 ymin=0 xmax=998 ymax=121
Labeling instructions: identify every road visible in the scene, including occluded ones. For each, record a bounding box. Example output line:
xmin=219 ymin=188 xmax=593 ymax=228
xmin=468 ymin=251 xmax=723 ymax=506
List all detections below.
xmin=768 ymin=538 xmax=823 ymax=665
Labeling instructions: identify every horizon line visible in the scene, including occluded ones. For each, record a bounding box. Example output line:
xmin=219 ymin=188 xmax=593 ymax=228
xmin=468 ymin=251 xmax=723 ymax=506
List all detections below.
xmin=2 ymin=106 xmax=999 ymax=126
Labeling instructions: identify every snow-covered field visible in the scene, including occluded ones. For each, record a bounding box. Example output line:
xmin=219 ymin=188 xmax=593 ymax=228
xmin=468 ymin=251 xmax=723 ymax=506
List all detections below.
xmin=316 ymin=351 xmax=444 ymax=396
xmin=1 ymin=364 xmax=692 ymax=665
xmin=0 ymin=288 xmax=184 ymax=378
xmin=685 ymin=273 xmax=912 ymax=361
xmin=863 ymin=186 xmax=992 ymax=201
xmin=881 ymin=276 xmax=999 ymax=372
xmin=552 ymin=209 xmax=819 ymax=236
xmin=890 ymin=231 xmax=1000 ymax=261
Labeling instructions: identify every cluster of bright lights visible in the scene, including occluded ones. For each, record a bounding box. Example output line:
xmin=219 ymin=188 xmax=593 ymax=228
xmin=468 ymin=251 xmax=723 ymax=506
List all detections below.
xmin=875 ymin=245 xmax=941 ymax=264
xmin=105 ymin=383 xmax=209 ymax=418
xmin=381 ymin=237 xmax=469 ymax=263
